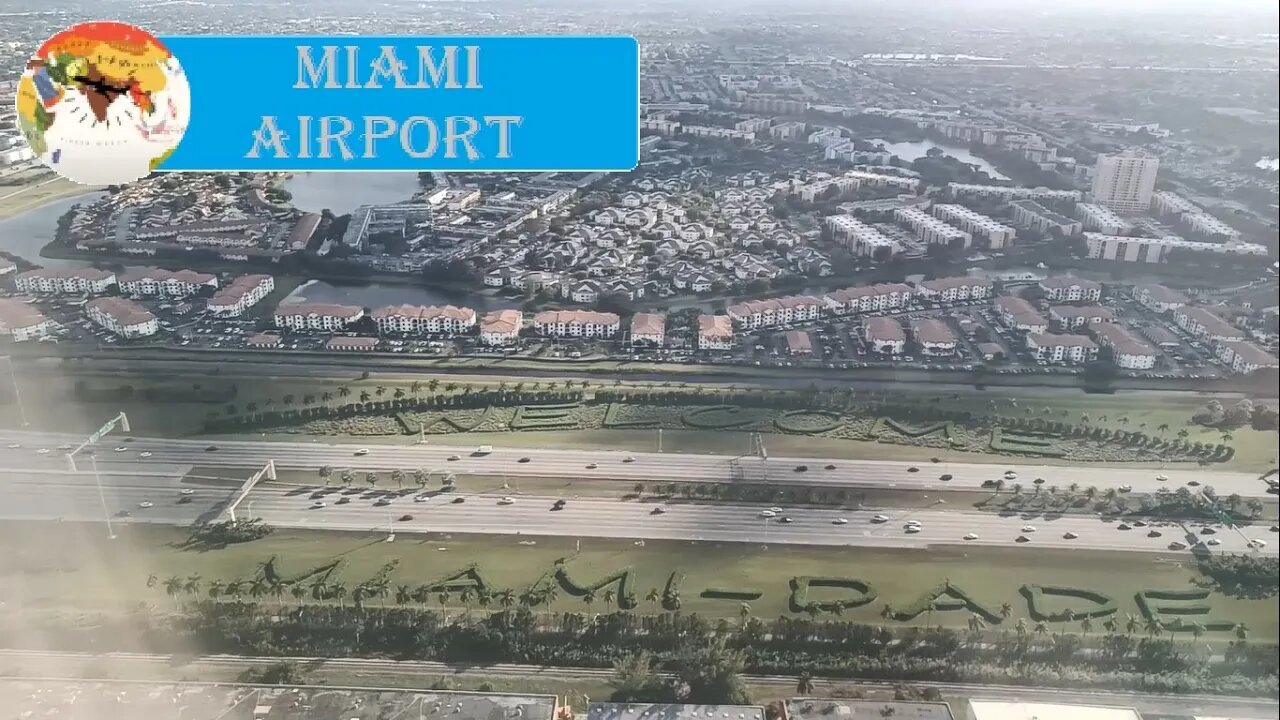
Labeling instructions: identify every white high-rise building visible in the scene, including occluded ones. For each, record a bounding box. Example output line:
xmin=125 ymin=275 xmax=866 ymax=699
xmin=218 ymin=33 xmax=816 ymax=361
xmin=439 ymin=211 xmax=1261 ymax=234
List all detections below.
xmin=1090 ymin=152 xmax=1159 ymax=213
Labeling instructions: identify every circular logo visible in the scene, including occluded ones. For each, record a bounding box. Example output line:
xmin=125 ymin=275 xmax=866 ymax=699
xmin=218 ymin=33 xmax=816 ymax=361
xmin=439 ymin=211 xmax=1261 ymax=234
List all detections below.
xmin=16 ymin=21 xmax=190 ymax=186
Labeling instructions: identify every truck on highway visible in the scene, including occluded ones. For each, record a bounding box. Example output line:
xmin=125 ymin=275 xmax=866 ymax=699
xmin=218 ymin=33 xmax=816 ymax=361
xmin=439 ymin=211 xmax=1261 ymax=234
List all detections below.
xmin=473 ymin=445 xmax=494 ymax=456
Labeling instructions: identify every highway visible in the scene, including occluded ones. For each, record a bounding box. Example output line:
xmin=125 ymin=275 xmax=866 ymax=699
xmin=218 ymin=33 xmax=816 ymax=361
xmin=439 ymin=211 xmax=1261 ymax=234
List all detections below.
xmin=0 ymin=429 xmax=1272 ymax=498
xmin=2 ymin=470 xmax=1274 ymax=556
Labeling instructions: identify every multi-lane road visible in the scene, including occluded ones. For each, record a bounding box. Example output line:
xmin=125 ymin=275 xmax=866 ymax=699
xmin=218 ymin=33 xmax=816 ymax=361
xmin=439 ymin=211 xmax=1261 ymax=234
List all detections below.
xmin=0 ymin=429 xmax=1272 ymax=497
xmin=2 ymin=464 xmax=1275 ymax=556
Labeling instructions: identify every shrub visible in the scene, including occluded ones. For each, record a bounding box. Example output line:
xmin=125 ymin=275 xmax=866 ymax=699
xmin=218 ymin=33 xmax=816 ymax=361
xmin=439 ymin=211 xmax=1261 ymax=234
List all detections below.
xmin=1020 ymin=584 xmax=1118 ymax=622
xmin=889 ymin=581 xmax=1002 ymax=624
xmin=789 ymin=577 xmax=877 ymax=614
xmin=990 ymin=428 xmax=1067 ymax=457
xmin=511 ymin=403 xmax=581 ymax=430
xmin=662 ymin=571 xmax=685 ymax=611
xmin=700 ymin=588 xmax=764 ymax=601
xmin=682 ymin=405 xmax=764 ymax=429
xmin=774 ymin=410 xmax=844 ymax=434
xmin=603 ymin=403 xmax=660 ymax=428
xmin=422 ymin=565 xmax=491 ymax=594
xmin=869 ymin=418 xmax=954 ymax=440
xmin=555 ymin=566 xmax=638 ymax=609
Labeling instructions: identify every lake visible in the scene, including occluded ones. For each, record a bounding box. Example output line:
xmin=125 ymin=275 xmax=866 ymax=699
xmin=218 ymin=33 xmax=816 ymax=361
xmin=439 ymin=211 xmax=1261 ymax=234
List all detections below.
xmin=282 ymin=172 xmax=422 ymax=215
xmin=0 ymin=192 xmax=102 ymax=269
xmin=284 ymin=279 xmax=521 ymax=312
xmin=870 ymin=139 xmax=1009 ymax=180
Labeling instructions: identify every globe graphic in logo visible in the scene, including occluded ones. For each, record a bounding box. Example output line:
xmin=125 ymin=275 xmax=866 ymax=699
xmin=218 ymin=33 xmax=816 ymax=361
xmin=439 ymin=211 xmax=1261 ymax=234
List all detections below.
xmin=16 ymin=21 xmax=190 ymax=186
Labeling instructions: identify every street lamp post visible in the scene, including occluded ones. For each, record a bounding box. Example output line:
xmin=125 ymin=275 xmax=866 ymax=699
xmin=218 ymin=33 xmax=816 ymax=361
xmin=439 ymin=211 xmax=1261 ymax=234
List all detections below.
xmin=89 ymin=454 xmax=116 ymax=540
xmin=2 ymin=356 xmax=29 ymax=427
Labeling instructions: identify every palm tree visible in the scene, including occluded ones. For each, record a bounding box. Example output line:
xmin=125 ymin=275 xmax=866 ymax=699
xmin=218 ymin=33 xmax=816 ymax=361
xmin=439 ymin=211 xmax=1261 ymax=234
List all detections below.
xmin=248 ymin=577 xmax=268 ymax=601
xmin=183 ymin=574 xmax=202 ymax=597
xmin=602 ymin=589 xmax=616 ymax=610
xmin=146 ymin=574 xmax=158 ymax=589
xmin=319 ymin=465 xmax=333 ymax=484
xmin=290 ymin=584 xmax=308 ymax=604
xmin=1000 ymin=603 xmax=1013 ymax=621
xmin=645 ymin=588 xmax=660 ymax=606
xmin=208 ymin=580 xmax=225 ymax=599
xmin=391 ymin=469 xmax=405 ymax=488
xmin=413 ymin=468 xmax=427 ymax=487
xmin=1144 ymin=617 xmax=1163 ymax=638
xmin=582 ymin=589 xmax=596 ymax=611
xmin=365 ymin=471 xmax=378 ymax=487
xmin=1235 ymin=622 xmax=1249 ymax=641
xmin=1014 ymin=618 xmax=1028 ymax=638
xmin=1102 ymin=616 xmax=1118 ymax=635
xmin=1125 ymin=614 xmax=1140 ymax=636
xmin=162 ymin=576 xmax=184 ymax=603
xmin=1079 ymin=616 xmax=1093 ymax=635
xmin=796 ymin=673 xmax=816 ymax=695
xmin=331 ymin=582 xmax=348 ymax=608
xmin=497 ymin=590 xmax=516 ymax=610
xmin=340 ymin=469 xmax=354 ymax=486
xmin=337 ymin=385 xmax=351 ymax=398
xmin=1189 ymin=621 xmax=1206 ymax=645
xmin=395 ymin=584 xmax=412 ymax=606
xmin=437 ymin=590 xmax=451 ymax=610
xmin=1033 ymin=621 xmax=1049 ymax=638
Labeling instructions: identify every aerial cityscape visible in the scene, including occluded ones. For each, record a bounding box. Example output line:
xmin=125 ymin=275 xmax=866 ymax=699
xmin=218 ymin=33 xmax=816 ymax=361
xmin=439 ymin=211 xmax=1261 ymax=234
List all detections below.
xmin=0 ymin=0 xmax=1277 ymax=719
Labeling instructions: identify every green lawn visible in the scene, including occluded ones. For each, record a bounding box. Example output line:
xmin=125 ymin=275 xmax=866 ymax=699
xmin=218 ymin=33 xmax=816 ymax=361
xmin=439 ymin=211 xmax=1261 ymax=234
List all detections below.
xmin=2 ymin=522 xmax=1272 ymax=641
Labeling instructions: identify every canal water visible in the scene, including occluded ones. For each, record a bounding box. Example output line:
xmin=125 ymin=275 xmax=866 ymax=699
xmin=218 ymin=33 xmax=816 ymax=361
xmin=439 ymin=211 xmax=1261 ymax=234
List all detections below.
xmin=870 ymin=139 xmax=1009 ymax=180
xmin=0 ymin=192 xmax=103 ymax=268
xmin=281 ymin=172 xmax=422 ymax=215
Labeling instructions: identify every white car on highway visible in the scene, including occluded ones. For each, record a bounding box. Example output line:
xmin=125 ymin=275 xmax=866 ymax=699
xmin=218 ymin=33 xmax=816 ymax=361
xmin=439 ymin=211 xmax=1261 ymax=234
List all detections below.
xmin=832 ymin=518 xmax=848 ymax=525
xmin=180 ymin=489 xmax=195 ymax=496
xmin=354 ymin=448 xmax=369 ymax=456
xmin=138 ymin=501 xmax=153 ymax=509
xmin=1206 ymin=538 xmax=1222 ymax=546
xmin=498 ymin=497 xmax=516 ymax=505
xmin=963 ymin=533 xmax=979 ymax=540
xmin=6 ymin=443 xmax=20 ymax=449
xmin=36 ymin=448 xmax=50 ymax=455
xmin=311 ymin=501 xmax=326 ymax=509
xmin=905 ymin=525 xmax=921 ymax=534
xmin=114 ymin=446 xmax=127 ymax=452
xmin=871 ymin=515 xmax=889 ymax=523
xmin=759 ymin=510 xmax=777 ymax=518
xmin=768 ymin=506 xmax=784 ymax=513
xmin=140 ymin=451 xmax=153 ymax=458
xmin=1022 ymin=525 xmax=1038 ymax=533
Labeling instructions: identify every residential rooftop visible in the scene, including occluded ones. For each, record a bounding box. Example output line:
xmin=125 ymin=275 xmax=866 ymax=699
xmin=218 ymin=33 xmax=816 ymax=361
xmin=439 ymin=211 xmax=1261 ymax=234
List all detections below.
xmin=589 ymin=702 xmax=766 ymax=720
xmin=0 ymin=679 xmax=559 ymax=720
xmin=785 ymin=697 xmax=955 ymax=720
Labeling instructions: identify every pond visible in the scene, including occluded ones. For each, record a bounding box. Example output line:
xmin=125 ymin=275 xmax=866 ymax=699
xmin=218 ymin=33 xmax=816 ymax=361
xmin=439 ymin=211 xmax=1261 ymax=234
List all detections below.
xmin=282 ymin=172 xmax=422 ymax=215
xmin=283 ymin=279 xmax=521 ymax=312
xmin=870 ymin=139 xmax=1009 ymax=180
xmin=0 ymin=192 xmax=102 ymax=268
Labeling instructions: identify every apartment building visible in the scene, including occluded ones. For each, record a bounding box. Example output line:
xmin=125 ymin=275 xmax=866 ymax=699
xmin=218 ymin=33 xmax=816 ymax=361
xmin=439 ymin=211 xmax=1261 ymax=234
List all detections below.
xmin=994 ymin=296 xmax=1048 ymax=333
xmin=15 ymin=268 xmax=116 ymax=295
xmin=479 ymin=309 xmax=523 ymax=346
xmin=698 ymin=314 xmax=734 ymax=350
xmin=864 ymin=316 xmax=906 ymax=354
xmin=727 ymin=295 xmax=823 ymax=330
xmin=1091 ymin=323 xmax=1157 ymax=370
xmin=371 ymin=304 xmax=477 ymax=335
xmin=0 ymin=299 xmax=56 ymax=342
xmin=1039 ymin=276 xmax=1102 ymax=303
xmin=895 ymin=206 xmax=972 ymax=247
xmin=1172 ymin=306 xmax=1245 ymax=342
xmin=1076 ymin=203 xmax=1134 ymax=235
xmin=845 ymin=169 xmax=919 ymax=193
xmin=1091 ymin=152 xmax=1159 ymax=213
xmin=946 ymin=183 xmax=1081 ymax=204
xmin=532 ymin=310 xmax=620 ymax=338
xmin=1009 ymin=199 xmax=1082 ymax=237
xmin=1132 ymin=283 xmax=1188 ymax=314
xmin=273 ymin=303 xmax=365 ymax=332
xmin=769 ymin=121 xmax=807 ymax=141
xmin=1183 ymin=212 xmax=1242 ymax=240
xmin=823 ymin=283 xmax=914 ymax=315
xmin=206 ymin=274 xmax=275 ymax=317
xmin=931 ymin=204 xmax=1016 ymax=250
xmin=1083 ymin=233 xmax=1266 ymax=263
xmin=1049 ymin=305 xmax=1116 ymax=330
xmin=915 ymin=276 xmax=992 ymax=303
xmin=824 ymin=214 xmax=901 ymax=258
xmin=1150 ymin=190 xmax=1201 ymax=218
xmin=86 ymin=297 xmax=159 ymax=339
xmin=630 ymin=312 xmax=666 ymax=346
xmin=118 ymin=268 xmax=218 ymax=298
xmin=1027 ymin=332 xmax=1099 ymax=364
xmin=910 ymin=318 xmax=957 ymax=355
xmin=1215 ymin=340 xmax=1279 ymax=374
